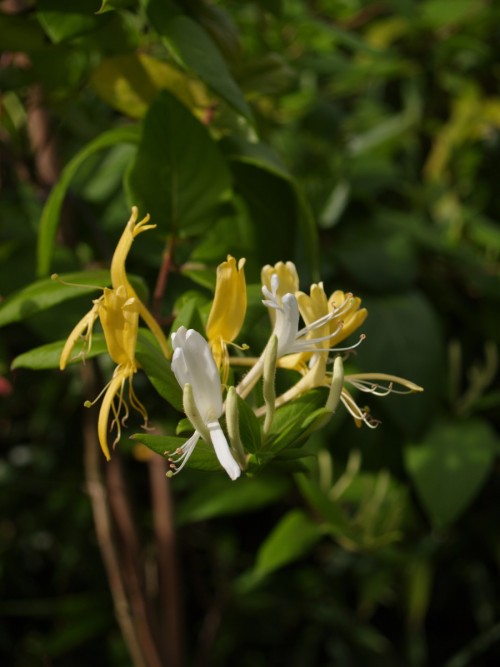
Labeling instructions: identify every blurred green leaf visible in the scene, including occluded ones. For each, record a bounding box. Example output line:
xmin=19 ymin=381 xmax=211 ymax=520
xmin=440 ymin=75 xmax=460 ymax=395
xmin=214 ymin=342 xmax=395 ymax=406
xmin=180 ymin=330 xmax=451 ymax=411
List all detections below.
xmin=90 ymin=53 xmax=211 ymax=120
xmin=37 ymin=125 xmax=140 ymax=276
xmin=96 ymin=0 xmax=135 ymax=13
xmin=420 ymin=0 xmax=486 ymax=28
xmin=0 ymin=15 xmax=46 ymax=51
xmin=333 ymin=220 xmax=418 ymax=292
xmin=222 ymin=136 xmax=319 ymax=278
xmin=0 ymin=270 xmax=109 ymax=327
xmin=355 ymin=291 xmax=444 ymax=436
xmin=37 ymin=0 xmax=109 ymax=43
xmin=127 ymin=91 xmax=231 ymax=236
xmin=176 ymin=473 xmax=291 ymax=525
xmin=405 ymin=419 xmax=499 ymax=527
xmin=296 ymin=473 xmax=352 ymax=535
xmin=245 ymin=509 xmax=322 ymax=583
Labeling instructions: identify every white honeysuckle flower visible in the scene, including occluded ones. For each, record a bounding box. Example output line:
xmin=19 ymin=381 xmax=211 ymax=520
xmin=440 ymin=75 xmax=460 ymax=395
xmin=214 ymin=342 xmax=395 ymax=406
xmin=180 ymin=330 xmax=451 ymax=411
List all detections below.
xmin=169 ymin=327 xmax=241 ymax=481
xmin=261 ymin=274 xmax=364 ymax=358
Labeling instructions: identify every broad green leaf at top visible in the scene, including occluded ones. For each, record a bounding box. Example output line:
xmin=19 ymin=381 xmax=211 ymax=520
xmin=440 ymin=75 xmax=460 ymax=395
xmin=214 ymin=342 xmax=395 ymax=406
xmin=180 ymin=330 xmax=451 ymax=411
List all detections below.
xmin=126 ymin=91 xmax=232 ymax=236
xmin=146 ymin=0 xmax=253 ymax=123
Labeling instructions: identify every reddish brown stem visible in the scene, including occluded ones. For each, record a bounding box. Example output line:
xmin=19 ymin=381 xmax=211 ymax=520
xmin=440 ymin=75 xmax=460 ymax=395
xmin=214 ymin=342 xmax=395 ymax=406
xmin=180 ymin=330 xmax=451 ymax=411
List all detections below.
xmin=148 ymin=456 xmax=184 ymax=667
xmin=82 ymin=365 xmax=149 ymax=667
xmin=152 ymin=236 xmax=175 ymax=318
xmin=106 ymin=455 xmax=166 ymax=667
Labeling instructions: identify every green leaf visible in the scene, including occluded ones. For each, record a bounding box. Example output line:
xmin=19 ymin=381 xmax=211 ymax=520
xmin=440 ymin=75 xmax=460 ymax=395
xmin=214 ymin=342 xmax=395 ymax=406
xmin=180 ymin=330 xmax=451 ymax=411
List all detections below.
xmin=0 ymin=269 xmax=148 ymax=327
xmin=234 ymin=394 xmax=262 ymax=454
xmin=37 ymin=0 xmax=110 ymax=43
xmin=170 ymin=291 xmax=207 ymax=334
xmin=96 ymin=0 xmax=135 ymax=13
xmin=420 ymin=0 xmax=485 ymax=29
xmin=11 ymin=335 xmax=108 ymax=371
xmin=354 ymin=290 xmax=444 ymax=437
xmin=37 ymin=125 xmax=140 ymax=276
xmin=222 ymin=136 xmax=319 ymax=279
xmin=333 ymin=219 xmax=418 ymax=292
xmin=296 ymin=474 xmax=353 ymax=536
xmin=146 ymin=1 xmax=253 ymax=122
xmin=126 ymin=91 xmax=231 ymax=236
xmin=405 ymin=419 xmax=499 ymax=528
xmin=0 ymin=270 xmax=109 ymax=327
xmin=135 ymin=329 xmax=182 ymax=411
xmin=90 ymin=53 xmax=211 ymax=119
xmin=0 ymin=15 xmax=46 ymax=51
xmin=131 ymin=433 xmax=223 ymax=472
xmin=265 ymin=389 xmax=328 ymax=453
xmin=176 ymin=473 xmax=291 ymax=525
xmin=249 ymin=509 xmax=322 ymax=581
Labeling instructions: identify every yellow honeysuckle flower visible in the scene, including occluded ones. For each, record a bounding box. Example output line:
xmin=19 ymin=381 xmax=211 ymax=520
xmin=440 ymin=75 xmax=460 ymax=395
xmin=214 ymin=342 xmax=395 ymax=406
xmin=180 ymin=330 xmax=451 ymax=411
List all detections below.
xmin=206 ymin=255 xmax=247 ymax=382
xmin=261 ymin=261 xmax=299 ymax=322
xmin=59 ymin=207 xmax=170 ymax=460
xmin=277 ymin=282 xmax=367 ymax=372
xmin=255 ymin=278 xmax=422 ymax=426
xmin=296 ymin=284 xmax=368 ymax=350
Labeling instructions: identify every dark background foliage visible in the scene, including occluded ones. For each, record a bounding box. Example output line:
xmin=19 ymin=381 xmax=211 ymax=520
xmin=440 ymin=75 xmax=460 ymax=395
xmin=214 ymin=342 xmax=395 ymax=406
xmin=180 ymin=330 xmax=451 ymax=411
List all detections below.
xmin=1 ymin=0 xmax=500 ymax=665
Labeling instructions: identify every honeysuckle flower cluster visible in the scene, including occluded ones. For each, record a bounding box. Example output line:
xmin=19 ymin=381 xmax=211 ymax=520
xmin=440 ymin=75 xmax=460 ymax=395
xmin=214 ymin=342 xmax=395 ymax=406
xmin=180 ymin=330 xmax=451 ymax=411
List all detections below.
xmin=59 ymin=208 xmax=423 ymax=479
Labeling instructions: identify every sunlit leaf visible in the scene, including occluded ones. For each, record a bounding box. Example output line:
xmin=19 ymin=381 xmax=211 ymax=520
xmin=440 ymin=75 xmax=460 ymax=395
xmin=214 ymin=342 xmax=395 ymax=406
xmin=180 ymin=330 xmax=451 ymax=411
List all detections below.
xmin=90 ymin=53 xmax=211 ymax=120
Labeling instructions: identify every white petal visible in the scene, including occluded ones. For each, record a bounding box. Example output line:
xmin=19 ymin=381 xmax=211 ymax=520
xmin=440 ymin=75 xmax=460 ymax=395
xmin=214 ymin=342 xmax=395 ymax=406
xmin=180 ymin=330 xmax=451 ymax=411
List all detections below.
xmin=184 ymin=330 xmax=223 ymax=420
xmin=171 ymin=347 xmax=191 ymax=388
xmin=274 ymin=294 xmax=300 ymax=356
xmin=207 ymin=420 xmax=241 ymax=480
xmin=171 ymin=325 xmax=187 ymax=350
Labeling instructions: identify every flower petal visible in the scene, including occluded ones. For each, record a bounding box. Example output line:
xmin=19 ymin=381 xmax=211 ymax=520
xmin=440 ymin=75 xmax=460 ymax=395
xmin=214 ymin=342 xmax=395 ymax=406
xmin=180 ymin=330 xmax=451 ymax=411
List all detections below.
xmin=207 ymin=420 xmax=241 ymax=480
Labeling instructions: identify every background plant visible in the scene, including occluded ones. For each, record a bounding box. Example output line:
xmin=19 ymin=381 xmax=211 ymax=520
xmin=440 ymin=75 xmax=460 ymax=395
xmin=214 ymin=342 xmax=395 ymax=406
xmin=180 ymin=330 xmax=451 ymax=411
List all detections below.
xmin=1 ymin=0 xmax=500 ymax=665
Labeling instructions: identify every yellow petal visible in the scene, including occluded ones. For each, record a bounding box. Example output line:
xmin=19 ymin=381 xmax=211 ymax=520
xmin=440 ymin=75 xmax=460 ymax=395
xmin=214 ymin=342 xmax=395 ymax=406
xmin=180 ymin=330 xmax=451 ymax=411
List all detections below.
xmin=97 ymin=371 xmax=127 ymax=460
xmin=261 ymin=261 xmax=299 ymax=302
xmin=60 ymin=303 xmax=99 ymax=370
xmin=98 ymin=287 xmax=139 ymax=367
xmin=110 ymin=207 xmax=171 ymax=358
xmin=110 ymin=207 xmax=156 ymax=289
xmin=206 ymin=255 xmax=247 ymax=347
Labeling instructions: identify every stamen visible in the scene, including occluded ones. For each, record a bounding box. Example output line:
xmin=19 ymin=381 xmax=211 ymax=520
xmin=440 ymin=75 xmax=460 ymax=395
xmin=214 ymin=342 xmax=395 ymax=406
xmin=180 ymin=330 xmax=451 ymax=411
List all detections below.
xmin=51 ymin=273 xmax=106 ymax=291
xmin=164 ymin=432 xmax=200 ymax=476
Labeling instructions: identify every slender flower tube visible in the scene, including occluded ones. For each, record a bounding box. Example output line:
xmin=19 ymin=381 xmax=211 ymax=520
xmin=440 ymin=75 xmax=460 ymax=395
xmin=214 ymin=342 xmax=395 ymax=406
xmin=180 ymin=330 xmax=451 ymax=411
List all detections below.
xmin=59 ymin=207 xmax=170 ymax=459
xmin=206 ymin=255 xmax=247 ymax=382
xmin=169 ymin=327 xmax=241 ymax=480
